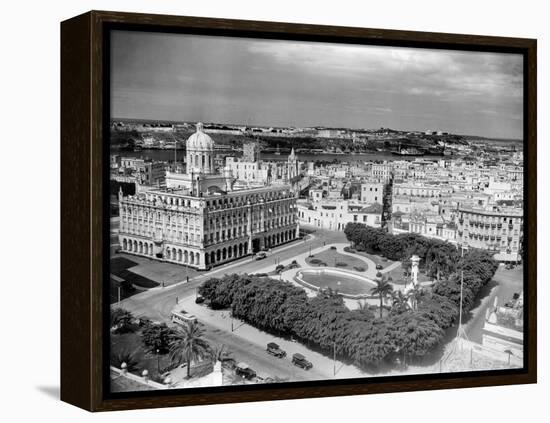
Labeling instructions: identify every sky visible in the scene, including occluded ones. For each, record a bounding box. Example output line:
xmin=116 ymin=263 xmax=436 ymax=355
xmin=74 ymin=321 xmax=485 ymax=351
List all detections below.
xmin=111 ymin=30 xmax=524 ymax=139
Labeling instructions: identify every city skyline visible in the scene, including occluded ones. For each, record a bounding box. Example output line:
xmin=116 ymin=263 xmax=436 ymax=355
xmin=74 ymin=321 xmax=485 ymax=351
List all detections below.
xmin=111 ymin=31 xmax=523 ymax=139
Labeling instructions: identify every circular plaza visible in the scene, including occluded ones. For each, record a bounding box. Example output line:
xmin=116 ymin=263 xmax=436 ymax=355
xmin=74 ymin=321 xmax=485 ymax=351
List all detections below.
xmin=295 ymin=267 xmax=377 ymax=298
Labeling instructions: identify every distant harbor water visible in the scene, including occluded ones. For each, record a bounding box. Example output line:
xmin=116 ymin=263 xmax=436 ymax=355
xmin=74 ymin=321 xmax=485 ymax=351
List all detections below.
xmin=111 ymin=148 xmax=443 ymax=163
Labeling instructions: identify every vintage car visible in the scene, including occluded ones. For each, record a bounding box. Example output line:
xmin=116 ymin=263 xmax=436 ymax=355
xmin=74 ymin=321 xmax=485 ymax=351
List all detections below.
xmin=266 ymin=342 xmax=287 ymax=358
xmin=291 ymin=353 xmax=313 ymax=370
xmin=235 ymin=362 xmax=257 ymax=380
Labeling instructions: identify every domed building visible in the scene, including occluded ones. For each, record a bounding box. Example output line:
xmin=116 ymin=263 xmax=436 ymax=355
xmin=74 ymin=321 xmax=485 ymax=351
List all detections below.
xmin=186 ymin=122 xmax=215 ymax=174
xmin=164 ymin=122 xmax=233 ymax=195
xmin=118 ymin=122 xmax=299 ymax=270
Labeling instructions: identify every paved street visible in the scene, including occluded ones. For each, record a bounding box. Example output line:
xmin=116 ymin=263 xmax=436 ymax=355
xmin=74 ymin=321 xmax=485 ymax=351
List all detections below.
xmin=201 ymin=322 xmax=329 ymax=382
xmin=464 ymin=265 xmax=524 ymax=343
xmin=115 ymin=226 xmax=356 ymax=383
xmin=114 ymin=225 xmax=523 ymax=383
xmin=117 ymin=225 xmax=347 ymax=318
xmin=178 ymin=295 xmax=369 ymax=381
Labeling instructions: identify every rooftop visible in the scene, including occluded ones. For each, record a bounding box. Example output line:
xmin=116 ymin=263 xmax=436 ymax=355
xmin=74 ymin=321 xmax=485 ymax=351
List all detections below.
xmin=459 ymin=205 xmax=523 ymax=217
xmin=361 ymin=203 xmax=383 ymax=214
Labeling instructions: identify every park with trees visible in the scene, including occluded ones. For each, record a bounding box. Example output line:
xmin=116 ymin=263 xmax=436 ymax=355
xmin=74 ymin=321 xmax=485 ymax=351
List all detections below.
xmin=110 ymin=310 xmax=216 ymax=383
xmin=198 ymin=222 xmax=498 ymax=370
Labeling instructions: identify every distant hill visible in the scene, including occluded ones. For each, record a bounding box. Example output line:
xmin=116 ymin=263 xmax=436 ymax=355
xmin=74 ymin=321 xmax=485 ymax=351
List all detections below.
xmin=460 ymin=135 xmax=523 ymax=145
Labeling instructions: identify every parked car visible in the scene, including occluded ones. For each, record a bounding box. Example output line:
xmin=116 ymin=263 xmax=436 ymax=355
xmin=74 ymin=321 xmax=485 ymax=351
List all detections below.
xmin=376 ymin=264 xmax=383 ymax=270
xmin=266 ymin=342 xmax=287 ymax=358
xmin=235 ymin=362 xmax=257 ymax=380
xmin=255 ymin=251 xmax=267 ymax=260
xmin=195 ymin=295 xmax=205 ymax=304
xmin=291 ymin=353 xmax=313 ymax=370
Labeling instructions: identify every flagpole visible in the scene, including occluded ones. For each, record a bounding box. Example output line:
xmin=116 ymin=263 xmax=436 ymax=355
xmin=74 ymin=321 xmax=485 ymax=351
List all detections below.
xmin=457 ymin=243 xmax=469 ymax=341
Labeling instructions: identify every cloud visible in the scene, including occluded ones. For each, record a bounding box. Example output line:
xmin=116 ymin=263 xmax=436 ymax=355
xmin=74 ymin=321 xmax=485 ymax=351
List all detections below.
xmin=246 ymin=40 xmax=523 ymax=101
xmin=111 ymin=31 xmax=523 ymax=138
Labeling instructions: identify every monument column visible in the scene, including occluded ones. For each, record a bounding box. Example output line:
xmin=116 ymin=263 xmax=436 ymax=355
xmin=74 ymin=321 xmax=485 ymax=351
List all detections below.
xmin=410 ymin=255 xmax=420 ymax=288
xmin=405 ymin=255 xmax=420 ymax=308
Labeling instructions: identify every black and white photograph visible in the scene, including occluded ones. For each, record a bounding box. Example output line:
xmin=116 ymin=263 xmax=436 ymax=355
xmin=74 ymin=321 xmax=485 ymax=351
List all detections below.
xmin=107 ymin=30 xmax=525 ymax=393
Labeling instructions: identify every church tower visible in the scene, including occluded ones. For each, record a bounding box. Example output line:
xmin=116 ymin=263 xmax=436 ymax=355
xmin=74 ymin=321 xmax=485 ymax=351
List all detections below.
xmin=287 ymin=147 xmax=298 ymax=180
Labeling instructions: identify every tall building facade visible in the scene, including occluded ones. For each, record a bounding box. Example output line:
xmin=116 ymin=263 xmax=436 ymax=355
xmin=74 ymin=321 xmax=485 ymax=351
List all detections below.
xmin=118 ymin=123 xmax=299 ymax=270
xmin=457 ymin=205 xmax=523 ymax=262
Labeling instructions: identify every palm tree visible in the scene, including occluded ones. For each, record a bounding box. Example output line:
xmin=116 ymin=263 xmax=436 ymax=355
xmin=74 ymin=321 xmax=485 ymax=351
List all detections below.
xmin=426 ymin=247 xmax=453 ymax=282
xmin=408 ymin=285 xmax=424 ymax=311
xmin=168 ymin=321 xmax=211 ymax=379
xmin=356 ymin=300 xmax=368 ymax=311
xmin=391 ymin=290 xmax=411 ymax=314
xmin=110 ymin=308 xmax=135 ymax=333
xmin=110 ymin=349 xmax=139 ymax=372
xmin=370 ymin=276 xmax=393 ymax=318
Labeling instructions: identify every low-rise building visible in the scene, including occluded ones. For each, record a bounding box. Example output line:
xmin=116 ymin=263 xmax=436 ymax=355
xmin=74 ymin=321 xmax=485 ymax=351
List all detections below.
xmin=115 ymin=156 xmax=166 ymax=186
xmin=298 ymin=200 xmax=382 ymax=231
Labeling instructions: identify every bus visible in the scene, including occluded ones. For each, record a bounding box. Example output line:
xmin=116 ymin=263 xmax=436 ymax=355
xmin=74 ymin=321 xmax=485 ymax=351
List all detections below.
xmin=171 ymin=310 xmax=197 ymax=326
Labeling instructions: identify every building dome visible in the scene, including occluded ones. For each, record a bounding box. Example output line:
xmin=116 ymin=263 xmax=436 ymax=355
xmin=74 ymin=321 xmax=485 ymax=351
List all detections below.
xmin=186 ymin=122 xmax=215 ymax=175
xmin=187 ymin=122 xmax=214 ymax=151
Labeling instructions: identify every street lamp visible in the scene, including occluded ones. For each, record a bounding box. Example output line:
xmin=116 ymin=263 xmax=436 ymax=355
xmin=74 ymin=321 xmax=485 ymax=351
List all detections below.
xmin=156 ymin=349 xmax=160 ymax=374
xmin=456 ymin=243 xmax=469 ymax=341
xmin=333 ymin=339 xmax=336 ymax=376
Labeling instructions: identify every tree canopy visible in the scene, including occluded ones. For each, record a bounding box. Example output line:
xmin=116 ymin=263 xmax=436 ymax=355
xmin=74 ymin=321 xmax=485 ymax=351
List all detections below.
xmin=198 ymin=225 xmax=498 ymax=370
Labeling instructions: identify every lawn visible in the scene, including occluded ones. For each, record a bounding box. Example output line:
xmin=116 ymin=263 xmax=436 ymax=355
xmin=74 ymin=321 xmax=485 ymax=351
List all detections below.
xmin=299 ymin=269 xmax=376 ymax=295
xmin=346 ymin=248 xmax=394 ymax=268
xmin=306 ymin=248 xmax=368 ymax=272
xmin=111 ymin=323 xmax=219 ymax=384
xmin=342 ymin=247 xmax=431 ymax=285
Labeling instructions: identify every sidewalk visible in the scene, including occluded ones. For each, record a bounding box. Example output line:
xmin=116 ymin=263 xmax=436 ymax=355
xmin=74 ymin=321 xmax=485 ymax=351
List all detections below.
xmin=257 ymin=242 xmax=401 ymax=280
xmin=177 ymin=296 xmax=369 ymax=381
xmin=254 ymin=243 xmax=403 ymax=307
xmin=118 ymin=234 xmax=316 ymax=307
xmin=178 ymin=295 xmax=453 ymax=381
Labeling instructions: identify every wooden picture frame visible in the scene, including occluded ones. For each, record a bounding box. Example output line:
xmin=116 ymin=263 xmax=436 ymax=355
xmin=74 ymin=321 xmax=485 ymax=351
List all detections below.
xmin=61 ymin=10 xmax=536 ymax=412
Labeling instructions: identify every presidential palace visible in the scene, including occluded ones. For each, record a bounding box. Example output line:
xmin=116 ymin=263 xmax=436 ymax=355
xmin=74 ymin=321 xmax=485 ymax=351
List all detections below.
xmin=117 ymin=123 xmax=299 ymax=270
